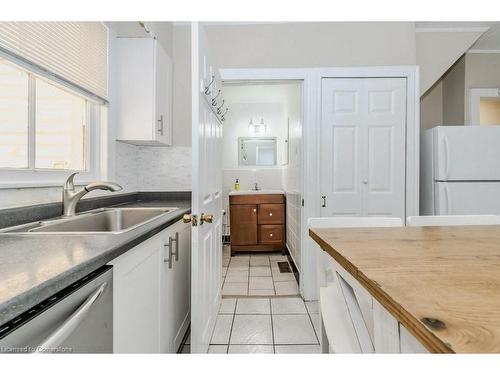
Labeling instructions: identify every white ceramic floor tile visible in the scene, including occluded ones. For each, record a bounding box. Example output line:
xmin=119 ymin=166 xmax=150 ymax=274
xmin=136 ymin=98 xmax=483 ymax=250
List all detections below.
xmin=236 ymin=298 xmax=270 ymax=315
xmin=230 ymin=315 xmax=273 ymax=345
xmin=250 ymin=266 xmax=272 ymax=277
xmin=248 ymin=289 xmax=276 ymax=296
xmin=208 ymin=345 xmax=228 ymax=354
xmin=230 ymin=256 xmax=250 ymax=266
xmin=222 ymin=267 xmax=228 ymax=277
xmin=272 ymin=272 xmax=296 ymax=282
xmin=228 ymin=345 xmax=274 ymax=354
xmin=305 ymin=301 xmax=319 ymax=314
xmin=272 ymin=315 xmax=318 ymax=345
xmin=250 ymin=257 xmax=270 ymax=267
xmin=249 ymin=276 xmax=274 ymax=290
xmin=275 ymin=345 xmax=321 ymax=354
xmin=225 ymin=271 xmax=249 ymax=283
xmin=271 ymin=297 xmax=307 ymax=314
xmin=274 ymin=281 xmax=299 ymax=296
xmin=228 ymin=266 xmax=248 ymax=272
xmin=219 ymin=298 xmax=237 ymax=314
xmin=310 ymin=313 xmax=320 ymax=338
xmin=270 ymin=255 xmax=288 ymax=261
xmin=223 ymin=259 xmax=230 ymax=267
xmin=211 ymin=315 xmax=233 ymax=344
xmin=222 ymin=282 xmax=248 ymax=296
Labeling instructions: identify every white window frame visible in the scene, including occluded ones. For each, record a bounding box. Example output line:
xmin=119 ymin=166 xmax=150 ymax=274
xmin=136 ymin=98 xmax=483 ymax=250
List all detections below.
xmin=0 ymin=54 xmax=106 ymax=188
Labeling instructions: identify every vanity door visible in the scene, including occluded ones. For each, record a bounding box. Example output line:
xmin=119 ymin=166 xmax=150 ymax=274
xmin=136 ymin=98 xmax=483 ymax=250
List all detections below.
xmin=230 ymin=204 xmax=258 ymax=245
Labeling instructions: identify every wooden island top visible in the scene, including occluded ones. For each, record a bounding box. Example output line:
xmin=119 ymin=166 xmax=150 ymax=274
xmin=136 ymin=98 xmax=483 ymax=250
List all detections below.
xmin=309 ymin=225 xmax=500 ymax=353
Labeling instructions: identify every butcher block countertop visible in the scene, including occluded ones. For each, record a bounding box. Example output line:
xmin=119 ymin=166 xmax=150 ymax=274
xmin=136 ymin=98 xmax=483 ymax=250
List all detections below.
xmin=309 ymin=225 xmax=500 ymax=353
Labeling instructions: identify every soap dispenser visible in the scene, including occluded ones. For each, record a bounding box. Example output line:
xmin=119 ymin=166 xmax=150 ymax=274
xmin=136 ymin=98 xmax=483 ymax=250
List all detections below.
xmin=234 ymin=179 xmax=240 ymax=191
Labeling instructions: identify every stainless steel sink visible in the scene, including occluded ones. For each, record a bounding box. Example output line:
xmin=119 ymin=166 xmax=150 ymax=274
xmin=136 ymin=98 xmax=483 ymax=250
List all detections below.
xmin=0 ymin=207 xmax=178 ymax=234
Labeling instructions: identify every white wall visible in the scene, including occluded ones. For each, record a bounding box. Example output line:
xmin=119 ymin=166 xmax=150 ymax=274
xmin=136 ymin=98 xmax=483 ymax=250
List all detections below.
xmin=206 ymin=22 xmax=417 ymax=69
xmin=420 ymin=81 xmax=444 ymax=130
xmin=416 ymin=30 xmax=485 ymax=95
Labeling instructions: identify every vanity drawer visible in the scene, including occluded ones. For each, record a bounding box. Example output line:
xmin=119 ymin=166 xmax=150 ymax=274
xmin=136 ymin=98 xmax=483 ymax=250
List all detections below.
xmin=258 ymin=204 xmax=285 ymax=224
xmin=259 ymin=225 xmax=283 ymax=244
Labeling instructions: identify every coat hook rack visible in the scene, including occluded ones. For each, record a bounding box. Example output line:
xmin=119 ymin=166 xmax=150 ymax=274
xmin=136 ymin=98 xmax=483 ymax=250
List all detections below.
xmin=217 ymin=100 xmax=225 ymax=115
xmin=212 ymin=90 xmax=221 ymax=106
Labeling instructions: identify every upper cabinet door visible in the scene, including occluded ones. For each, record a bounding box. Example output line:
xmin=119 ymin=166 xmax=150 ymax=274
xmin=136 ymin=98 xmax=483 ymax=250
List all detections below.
xmin=154 ymin=42 xmax=173 ymax=145
xmin=114 ymin=37 xmax=172 ymax=146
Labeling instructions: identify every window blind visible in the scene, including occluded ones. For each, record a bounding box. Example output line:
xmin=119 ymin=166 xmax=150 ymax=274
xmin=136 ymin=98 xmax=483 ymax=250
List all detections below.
xmin=0 ymin=22 xmax=108 ymax=100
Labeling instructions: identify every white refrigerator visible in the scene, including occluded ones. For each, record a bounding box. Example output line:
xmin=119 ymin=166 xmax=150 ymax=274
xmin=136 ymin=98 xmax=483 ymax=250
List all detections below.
xmin=421 ymin=126 xmax=500 ymax=215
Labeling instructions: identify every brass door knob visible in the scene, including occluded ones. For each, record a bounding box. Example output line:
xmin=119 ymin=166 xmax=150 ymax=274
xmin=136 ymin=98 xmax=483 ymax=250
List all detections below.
xmin=200 ymin=213 xmax=214 ymax=223
xmin=183 ymin=214 xmax=193 ymax=223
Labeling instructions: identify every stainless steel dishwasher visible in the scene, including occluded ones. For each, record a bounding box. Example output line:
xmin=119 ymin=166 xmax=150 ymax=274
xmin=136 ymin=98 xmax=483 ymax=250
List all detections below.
xmin=0 ymin=266 xmax=112 ymax=353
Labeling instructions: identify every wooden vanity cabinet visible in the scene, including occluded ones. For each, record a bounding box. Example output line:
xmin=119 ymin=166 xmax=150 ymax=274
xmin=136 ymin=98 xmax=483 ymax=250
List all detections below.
xmin=229 ymin=194 xmax=285 ymax=254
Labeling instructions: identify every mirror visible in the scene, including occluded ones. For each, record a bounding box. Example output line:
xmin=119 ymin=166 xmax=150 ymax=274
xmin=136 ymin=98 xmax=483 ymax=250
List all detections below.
xmin=238 ymin=137 xmax=277 ymax=166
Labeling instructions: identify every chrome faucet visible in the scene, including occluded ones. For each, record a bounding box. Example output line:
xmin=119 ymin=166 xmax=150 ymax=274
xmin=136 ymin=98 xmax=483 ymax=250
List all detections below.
xmin=253 ymin=182 xmax=259 ymax=191
xmin=63 ymin=172 xmax=123 ymax=216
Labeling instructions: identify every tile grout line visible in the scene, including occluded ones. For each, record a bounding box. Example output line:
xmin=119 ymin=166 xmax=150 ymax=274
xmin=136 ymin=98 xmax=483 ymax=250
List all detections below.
xmin=225 ymin=299 xmax=238 ymax=354
xmin=269 ymin=298 xmax=276 ymax=353
xmin=305 ymin=304 xmax=320 ymax=344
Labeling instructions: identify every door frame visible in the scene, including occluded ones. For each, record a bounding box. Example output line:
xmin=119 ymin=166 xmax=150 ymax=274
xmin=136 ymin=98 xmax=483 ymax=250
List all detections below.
xmin=220 ymin=66 xmax=420 ymax=301
xmin=469 ymin=88 xmax=500 ymax=125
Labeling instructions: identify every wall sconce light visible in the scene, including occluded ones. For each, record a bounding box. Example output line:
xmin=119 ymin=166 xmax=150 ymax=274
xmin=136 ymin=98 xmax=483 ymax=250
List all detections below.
xmin=248 ymin=118 xmax=266 ymax=134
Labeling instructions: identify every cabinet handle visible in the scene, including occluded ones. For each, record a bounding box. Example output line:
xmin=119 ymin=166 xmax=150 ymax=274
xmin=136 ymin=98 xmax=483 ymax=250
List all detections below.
xmin=321 ymin=195 xmax=327 ymax=208
xmin=157 ymin=115 xmax=164 ymax=136
xmin=164 ymin=237 xmax=173 ymax=269
xmin=269 ymin=212 xmax=273 ymax=216
xmin=269 ymin=233 xmax=273 ymax=237
xmin=171 ymin=232 xmax=179 ymax=262
xmin=253 ymin=208 xmax=257 ymax=213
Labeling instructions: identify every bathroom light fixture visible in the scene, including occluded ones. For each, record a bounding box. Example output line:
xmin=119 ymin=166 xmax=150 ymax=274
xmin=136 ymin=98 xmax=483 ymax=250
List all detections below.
xmin=248 ymin=118 xmax=266 ymax=134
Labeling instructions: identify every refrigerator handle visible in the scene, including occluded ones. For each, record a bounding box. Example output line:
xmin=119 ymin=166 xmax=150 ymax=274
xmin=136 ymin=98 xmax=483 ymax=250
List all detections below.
xmin=442 ymin=136 xmax=450 ymax=179
xmin=443 ymin=183 xmax=451 ymax=215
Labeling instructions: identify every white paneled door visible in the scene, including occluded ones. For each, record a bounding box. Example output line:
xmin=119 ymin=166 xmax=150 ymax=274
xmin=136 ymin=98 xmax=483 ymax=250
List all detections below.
xmin=190 ymin=23 xmax=223 ymax=353
xmin=320 ymin=78 xmax=406 ymax=218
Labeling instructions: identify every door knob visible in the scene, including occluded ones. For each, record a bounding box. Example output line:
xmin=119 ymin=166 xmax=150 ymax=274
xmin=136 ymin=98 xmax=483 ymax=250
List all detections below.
xmin=183 ymin=214 xmax=193 ymax=223
xmin=363 ymin=179 xmax=368 ymax=184
xmin=200 ymin=213 xmax=214 ymax=224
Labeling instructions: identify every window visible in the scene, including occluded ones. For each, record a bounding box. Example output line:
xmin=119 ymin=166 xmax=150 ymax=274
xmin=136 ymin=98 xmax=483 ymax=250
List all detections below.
xmin=0 ymin=60 xmax=29 ymax=168
xmin=35 ymin=79 xmax=87 ymax=170
xmin=0 ymin=57 xmax=103 ymax=185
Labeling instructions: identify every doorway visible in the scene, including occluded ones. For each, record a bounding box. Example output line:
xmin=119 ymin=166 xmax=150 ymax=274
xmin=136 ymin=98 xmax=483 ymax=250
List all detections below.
xmin=220 ymin=80 xmax=303 ymax=298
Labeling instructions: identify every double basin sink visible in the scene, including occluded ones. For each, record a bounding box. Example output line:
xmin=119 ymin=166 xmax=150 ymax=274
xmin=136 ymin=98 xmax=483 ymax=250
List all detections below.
xmin=0 ymin=207 xmax=178 ymax=234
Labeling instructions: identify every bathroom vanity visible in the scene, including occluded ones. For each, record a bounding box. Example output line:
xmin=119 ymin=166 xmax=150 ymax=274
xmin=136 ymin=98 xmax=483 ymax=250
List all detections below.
xmin=229 ymin=191 xmax=285 ymax=255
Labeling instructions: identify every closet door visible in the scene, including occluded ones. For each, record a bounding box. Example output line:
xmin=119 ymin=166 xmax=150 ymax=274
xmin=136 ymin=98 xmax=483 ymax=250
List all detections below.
xmin=320 ymin=78 xmax=406 ymax=218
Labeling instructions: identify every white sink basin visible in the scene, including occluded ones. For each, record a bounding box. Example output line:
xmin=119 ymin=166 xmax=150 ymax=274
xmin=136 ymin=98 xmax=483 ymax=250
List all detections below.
xmin=229 ymin=189 xmax=284 ymax=196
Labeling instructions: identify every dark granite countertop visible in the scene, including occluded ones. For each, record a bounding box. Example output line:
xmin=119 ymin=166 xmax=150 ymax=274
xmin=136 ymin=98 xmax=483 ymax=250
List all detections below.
xmin=0 ymin=193 xmax=190 ymax=326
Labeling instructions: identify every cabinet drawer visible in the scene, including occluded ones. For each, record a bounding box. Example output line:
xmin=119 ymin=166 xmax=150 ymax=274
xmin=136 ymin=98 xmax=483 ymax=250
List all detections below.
xmin=259 ymin=225 xmax=283 ymax=244
xmin=258 ymin=204 xmax=284 ymax=224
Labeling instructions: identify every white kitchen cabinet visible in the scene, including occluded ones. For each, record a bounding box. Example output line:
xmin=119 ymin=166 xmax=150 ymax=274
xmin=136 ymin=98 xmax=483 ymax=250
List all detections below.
xmin=159 ymin=219 xmax=191 ymax=353
xmin=109 ymin=218 xmax=191 ymax=353
xmin=114 ymin=37 xmax=173 ymax=146
xmin=109 ymin=232 xmax=163 ymax=353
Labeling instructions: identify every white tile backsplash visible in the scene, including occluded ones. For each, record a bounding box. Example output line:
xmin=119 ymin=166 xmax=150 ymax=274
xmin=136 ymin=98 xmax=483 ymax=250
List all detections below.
xmin=136 ymin=146 xmax=191 ymax=191
xmin=116 ymin=142 xmax=191 ymax=192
